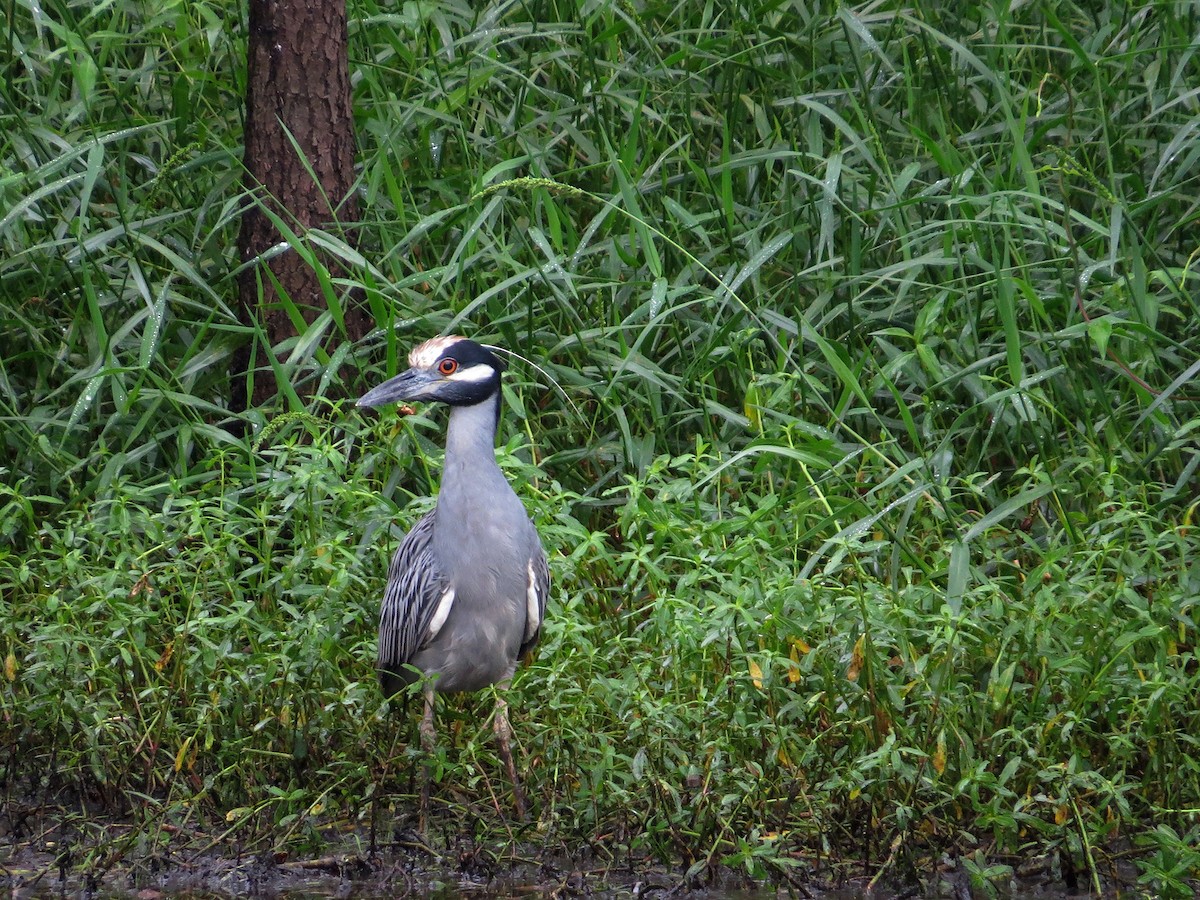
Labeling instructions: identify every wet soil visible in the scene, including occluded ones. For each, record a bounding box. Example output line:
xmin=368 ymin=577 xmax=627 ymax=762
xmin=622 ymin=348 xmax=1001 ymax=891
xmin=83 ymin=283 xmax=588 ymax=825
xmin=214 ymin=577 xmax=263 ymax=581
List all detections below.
xmin=2 ymin=833 xmax=799 ymax=900
xmin=0 ymin=789 xmax=1144 ymax=899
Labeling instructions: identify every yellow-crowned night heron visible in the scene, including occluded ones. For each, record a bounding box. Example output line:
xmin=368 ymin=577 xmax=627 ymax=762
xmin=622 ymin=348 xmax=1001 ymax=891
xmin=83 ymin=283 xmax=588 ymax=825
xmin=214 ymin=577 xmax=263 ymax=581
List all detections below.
xmin=358 ymin=336 xmax=548 ymax=822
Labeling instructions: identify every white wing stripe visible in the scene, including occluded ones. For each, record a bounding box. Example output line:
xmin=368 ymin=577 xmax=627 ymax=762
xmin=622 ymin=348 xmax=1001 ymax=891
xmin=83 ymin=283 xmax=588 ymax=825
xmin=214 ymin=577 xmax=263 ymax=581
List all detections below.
xmin=524 ymin=559 xmax=541 ymax=644
xmin=427 ymin=586 xmax=455 ymax=639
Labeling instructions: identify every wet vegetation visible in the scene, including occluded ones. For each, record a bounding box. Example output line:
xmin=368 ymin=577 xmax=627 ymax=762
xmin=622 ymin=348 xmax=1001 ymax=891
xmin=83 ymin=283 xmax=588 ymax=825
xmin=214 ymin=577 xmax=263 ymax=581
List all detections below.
xmin=2 ymin=0 xmax=1199 ymax=896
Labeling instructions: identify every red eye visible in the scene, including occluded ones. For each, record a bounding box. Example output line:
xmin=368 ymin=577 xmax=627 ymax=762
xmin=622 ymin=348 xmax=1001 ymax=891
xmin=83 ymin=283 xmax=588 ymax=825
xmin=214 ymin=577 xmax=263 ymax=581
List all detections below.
xmin=438 ymin=358 xmax=458 ymax=375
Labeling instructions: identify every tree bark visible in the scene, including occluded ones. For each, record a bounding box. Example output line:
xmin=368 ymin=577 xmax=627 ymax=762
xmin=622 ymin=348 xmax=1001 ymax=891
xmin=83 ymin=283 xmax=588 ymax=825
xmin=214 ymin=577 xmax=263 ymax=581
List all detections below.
xmin=234 ymin=0 xmax=371 ymax=410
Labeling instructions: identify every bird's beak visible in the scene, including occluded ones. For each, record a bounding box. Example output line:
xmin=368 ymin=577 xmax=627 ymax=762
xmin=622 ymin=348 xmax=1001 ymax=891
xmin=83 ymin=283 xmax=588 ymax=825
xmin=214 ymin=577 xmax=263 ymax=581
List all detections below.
xmin=357 ymin=368 xmax=440 ymax=407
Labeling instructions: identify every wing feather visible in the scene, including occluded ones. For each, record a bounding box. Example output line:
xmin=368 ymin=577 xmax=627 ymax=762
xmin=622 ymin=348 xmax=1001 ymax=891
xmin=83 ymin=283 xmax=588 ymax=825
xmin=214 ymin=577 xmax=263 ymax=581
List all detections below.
xmin=377 ymin=510 xmax=449 ymax=681
xmin=519 ymin=541 xmax=550 ymax=659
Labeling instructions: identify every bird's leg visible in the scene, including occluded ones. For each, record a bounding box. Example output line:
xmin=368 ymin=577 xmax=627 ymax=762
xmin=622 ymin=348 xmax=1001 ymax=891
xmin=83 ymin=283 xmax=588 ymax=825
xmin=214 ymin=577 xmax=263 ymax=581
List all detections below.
xmin=492 ymin=693 xmax=527 ymax=820
xmin=419 ymin=689 xmax=436 ymax=832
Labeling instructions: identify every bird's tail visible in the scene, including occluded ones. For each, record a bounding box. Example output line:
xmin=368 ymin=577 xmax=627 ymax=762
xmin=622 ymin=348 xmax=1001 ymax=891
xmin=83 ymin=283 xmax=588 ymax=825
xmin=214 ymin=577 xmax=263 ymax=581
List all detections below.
xmin=379 ymin=667 xmax=408 ymax=700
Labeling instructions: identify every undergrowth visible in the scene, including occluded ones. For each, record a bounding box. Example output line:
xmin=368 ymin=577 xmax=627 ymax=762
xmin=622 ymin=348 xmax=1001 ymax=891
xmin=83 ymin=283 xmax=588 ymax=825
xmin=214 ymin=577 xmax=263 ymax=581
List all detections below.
xmin=2 ymin=0 xmax=1199 ymax=894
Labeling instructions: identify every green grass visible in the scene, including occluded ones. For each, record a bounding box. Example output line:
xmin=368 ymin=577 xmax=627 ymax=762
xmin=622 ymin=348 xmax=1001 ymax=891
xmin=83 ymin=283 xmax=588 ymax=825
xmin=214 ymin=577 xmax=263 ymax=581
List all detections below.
xmin=2 ymin=0 xmax=1199 ymax=894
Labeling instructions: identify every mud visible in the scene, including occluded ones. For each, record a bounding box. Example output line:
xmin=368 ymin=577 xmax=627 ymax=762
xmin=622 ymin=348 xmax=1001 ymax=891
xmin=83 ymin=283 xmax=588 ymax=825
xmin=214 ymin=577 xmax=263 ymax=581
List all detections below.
xmin=0 ymin=789 xmax=1140 ymax=899
xmin=2 ymin=834 xmax=790 ymax=900
xmin=0 ymin=802 xmax=787 ymax=900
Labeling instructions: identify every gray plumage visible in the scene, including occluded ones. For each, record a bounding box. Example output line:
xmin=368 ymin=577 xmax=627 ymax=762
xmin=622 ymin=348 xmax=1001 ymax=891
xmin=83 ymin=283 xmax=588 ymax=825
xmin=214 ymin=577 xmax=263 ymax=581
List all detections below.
xmin=377 ymin=397 xmax=549 ymax=696
xmin=358 ymin=335 xmax=548 ymax=822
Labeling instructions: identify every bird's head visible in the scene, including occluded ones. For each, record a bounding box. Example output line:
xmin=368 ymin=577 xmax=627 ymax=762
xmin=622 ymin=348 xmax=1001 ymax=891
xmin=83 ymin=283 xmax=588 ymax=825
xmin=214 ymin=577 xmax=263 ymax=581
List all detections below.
xmin=357 ymin=336 xmax=506 ymax=408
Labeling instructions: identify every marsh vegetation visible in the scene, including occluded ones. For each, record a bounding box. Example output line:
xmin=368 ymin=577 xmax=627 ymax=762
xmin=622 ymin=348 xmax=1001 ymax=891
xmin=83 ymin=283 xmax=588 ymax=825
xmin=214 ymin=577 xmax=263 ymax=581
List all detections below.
xmin=2 ymin=0 xmax=1198 ymax=896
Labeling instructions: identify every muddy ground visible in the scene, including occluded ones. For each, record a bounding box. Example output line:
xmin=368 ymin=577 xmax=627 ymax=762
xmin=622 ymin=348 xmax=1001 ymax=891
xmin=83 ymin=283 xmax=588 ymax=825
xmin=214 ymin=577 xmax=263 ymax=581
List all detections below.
xmin=0 ymin=789 xmax=1136 ymax=899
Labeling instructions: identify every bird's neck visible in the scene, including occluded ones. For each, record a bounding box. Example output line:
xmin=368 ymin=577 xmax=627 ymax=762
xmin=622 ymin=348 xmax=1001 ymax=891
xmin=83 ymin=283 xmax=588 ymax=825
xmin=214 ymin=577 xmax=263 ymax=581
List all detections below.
xmin=435 ymin=390 xmax=519 ymax=570
xmin=443 ymin=391 xmax=503 ymax=477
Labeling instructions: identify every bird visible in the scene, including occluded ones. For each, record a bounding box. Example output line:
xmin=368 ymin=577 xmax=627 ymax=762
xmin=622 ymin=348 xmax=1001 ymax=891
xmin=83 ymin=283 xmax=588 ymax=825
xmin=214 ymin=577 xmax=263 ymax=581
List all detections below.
xmin=357 ymin=335 xmax=549 ymax=825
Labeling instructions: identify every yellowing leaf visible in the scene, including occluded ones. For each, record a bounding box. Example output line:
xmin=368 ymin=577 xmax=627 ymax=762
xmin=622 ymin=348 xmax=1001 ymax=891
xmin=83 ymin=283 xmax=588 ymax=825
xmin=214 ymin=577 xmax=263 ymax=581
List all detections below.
xmin=175 ymin=735 xmax=194 ymax=773
xmin=847 ymin=634 xmax=865 ymax=682
xmin=1055 ymin=805 xmax=1068 ymax=826
xmin=748 ymin=658 xmax=764 ymax=690
xmin=154 ymin=642 xmax=174 ymax=673
xmin=4 ymin=652 xmax=16 ymax=682
xmin=744 ymin=383 xmax=763 ymax=433
xmin=932 ymin=732 xmax=946 ymax=775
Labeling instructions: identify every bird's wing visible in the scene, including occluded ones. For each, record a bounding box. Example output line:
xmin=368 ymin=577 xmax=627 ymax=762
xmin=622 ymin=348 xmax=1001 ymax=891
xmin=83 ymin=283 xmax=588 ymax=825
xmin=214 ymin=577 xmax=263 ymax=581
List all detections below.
xmin=377 ymin=510 xmax=452 ymax=675
xmin=519 ymin=539 xmax=550 ymax=659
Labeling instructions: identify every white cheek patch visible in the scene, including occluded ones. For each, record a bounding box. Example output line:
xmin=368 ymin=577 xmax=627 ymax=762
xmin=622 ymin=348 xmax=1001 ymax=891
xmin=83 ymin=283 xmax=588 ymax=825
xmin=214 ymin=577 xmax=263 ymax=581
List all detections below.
xmin=448 ymin=363 xmax=494 ymax=383
xmin=427 ymin=586 xmax=456 ymax=639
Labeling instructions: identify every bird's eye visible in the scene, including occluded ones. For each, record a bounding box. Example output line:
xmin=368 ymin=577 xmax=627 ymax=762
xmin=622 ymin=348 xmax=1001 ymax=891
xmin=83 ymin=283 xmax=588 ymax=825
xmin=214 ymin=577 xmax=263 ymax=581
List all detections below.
xmin=438 ymin=358 xmax=459 ymax=375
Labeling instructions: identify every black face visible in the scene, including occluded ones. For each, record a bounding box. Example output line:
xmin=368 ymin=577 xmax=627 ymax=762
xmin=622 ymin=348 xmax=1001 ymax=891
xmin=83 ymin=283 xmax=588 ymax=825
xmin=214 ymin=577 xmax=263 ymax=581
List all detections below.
xmin=424 ymin=339 xmax=505 ymax=406
xmin=437 ymin=339 xmax=506 ymax=377
xmin=357 ymin=337 xmax=505 ymax=408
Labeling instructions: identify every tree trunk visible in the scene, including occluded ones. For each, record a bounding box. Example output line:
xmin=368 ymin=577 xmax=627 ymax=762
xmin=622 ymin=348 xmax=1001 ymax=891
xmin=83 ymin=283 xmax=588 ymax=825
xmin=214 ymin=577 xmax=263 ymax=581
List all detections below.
xmin=234 ymin=0 xmax=371 ymax=410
